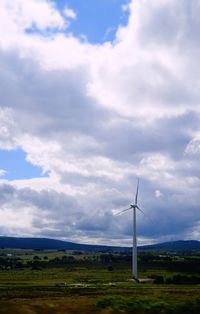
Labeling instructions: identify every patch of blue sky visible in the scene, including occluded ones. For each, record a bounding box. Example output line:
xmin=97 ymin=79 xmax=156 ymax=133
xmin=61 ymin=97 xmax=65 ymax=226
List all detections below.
xmin=26 ymin=0 xmax=130 ymax=44
xmin=57 ymin=0 xmax=130 ymax=43
xmin=0 ymin=149 xmax=47 ymax=180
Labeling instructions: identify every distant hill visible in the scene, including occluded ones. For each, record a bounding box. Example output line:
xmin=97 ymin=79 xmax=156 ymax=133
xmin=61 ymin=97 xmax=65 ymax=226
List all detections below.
xmin=0 ymin=237 xmax=200 ymax=252
xmin=139 ymin=240 xmax=200 ymax=251
xmin=0 ymin=237 xmax=126 ymax=252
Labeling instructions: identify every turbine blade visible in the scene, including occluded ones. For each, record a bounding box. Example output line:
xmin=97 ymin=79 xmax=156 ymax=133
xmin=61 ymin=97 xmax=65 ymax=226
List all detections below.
xmin=135 ymin=178 xmax=139 ymax=205
xmin=136 ymin=205 xmax=144 ymax=214
xmin=115 ymin=207 xmax=131 ymax=216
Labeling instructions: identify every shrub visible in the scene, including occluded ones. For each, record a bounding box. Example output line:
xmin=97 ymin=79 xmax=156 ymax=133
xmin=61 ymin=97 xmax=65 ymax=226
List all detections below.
xmin=96 ymin=296 xmax=200 ymax=314
xmin=165 ymin=274 xmax=200 ymax=285
xmin=107 ymin=265 xmax=114 ymax=271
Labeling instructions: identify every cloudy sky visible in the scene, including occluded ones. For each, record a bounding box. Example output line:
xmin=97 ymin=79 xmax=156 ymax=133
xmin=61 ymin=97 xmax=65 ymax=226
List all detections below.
xmin=0 ymin=0 xmax=200 ymax=246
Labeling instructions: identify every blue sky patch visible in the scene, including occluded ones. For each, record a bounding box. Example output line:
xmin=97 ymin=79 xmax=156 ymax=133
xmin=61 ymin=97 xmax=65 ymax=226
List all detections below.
xmin=0 ymin=149 xmax=47 ymax=180
xmin=56 ymin=0 xmax=130 ymax=43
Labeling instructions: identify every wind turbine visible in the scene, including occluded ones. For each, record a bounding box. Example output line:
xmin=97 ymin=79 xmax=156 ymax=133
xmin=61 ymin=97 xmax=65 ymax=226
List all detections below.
xmin=116 ymin=179 xmax=143 ymax=282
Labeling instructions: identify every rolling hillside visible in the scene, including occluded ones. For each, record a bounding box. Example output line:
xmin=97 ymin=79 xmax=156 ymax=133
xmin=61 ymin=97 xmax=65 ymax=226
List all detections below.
xmin=0 ymin=237 xmax=200 ymax=251
xmin=139 ymin=240 xmax=200 ymax=251
xmin=0 ymin=236 xmax=124 ymax=252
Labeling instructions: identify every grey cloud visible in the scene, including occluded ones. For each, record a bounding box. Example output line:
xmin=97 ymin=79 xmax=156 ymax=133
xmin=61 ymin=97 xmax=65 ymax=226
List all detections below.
xmin=0 ymin=183 xmax=79 ymax=214
xmin=0 ymin=50 xmax=197 ymax=168
xmin=99 ymin=115 xmax=191 ymax=161
xmin=1 ymin=171 xmax=200 ymax=244
xmin=1 ymin=0 xmax=200 ymax=244
xmin=106 ymin=61 xmax=200 ymax=114
xmin=0 ymin=50 xmax=109 ymax=138
xmin=77 ymin=212 xmax=113 ymax=232
xmin=0 ymin=184 xmax=16 ymax=204
xmin=138 ymin=0 xmax=200 ymax=49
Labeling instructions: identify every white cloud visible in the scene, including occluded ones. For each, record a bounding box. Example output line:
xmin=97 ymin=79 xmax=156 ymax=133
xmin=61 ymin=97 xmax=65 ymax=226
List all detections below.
xmin=155 ymin=190 xmax=163 ymax=198
xmin=0 ymin=169 xmax=6 ymax=177
xmin=0 ymin=0 xmax=66 ymax=33
xmin=0 ymin=108 xmax=18 ymax=149
xmin=185 ymin=136 xmax=200 ymax=155
xmin=0 ymin=0 xmax=200 ymax=244
xmin=63 ymin=5 xmax=77 ymax=20
xmin=0 ymin=205 xmax=33 ymax=230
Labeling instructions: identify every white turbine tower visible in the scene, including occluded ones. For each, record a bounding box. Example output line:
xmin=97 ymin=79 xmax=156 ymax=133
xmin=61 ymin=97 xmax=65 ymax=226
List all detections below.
xmin=116 ymin=179 xmax=143 ymax=282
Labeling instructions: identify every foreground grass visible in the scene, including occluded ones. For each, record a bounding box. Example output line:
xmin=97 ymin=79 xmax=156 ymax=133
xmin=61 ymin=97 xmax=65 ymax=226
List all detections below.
xmin=0 ymin=291 xmax=200 ymax=314
xmin=0 ymin=274 xmax=200 ymax=313
xmin=0 ymin=297 xmax=96 ymax=314
xmin=96 ymin=295 xmax=200 ymax=314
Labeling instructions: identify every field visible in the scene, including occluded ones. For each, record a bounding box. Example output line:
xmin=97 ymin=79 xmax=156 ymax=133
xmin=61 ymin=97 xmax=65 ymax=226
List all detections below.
xmin=0 ymin=248 xmax=200 ymax=313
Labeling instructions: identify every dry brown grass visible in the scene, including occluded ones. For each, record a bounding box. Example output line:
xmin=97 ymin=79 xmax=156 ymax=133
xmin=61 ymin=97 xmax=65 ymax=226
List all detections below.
xmin=0 ymin=297 xmax=99 ymax=314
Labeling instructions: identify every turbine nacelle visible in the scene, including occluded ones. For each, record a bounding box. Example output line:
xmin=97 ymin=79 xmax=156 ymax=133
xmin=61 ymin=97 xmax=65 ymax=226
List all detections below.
xmin=130 ymin=204 xmax=136 ymax=209
xmin=115 ymin=179 xmax=144 ymax=216
xmin=130 ymin=204 xmax=144 ymax=213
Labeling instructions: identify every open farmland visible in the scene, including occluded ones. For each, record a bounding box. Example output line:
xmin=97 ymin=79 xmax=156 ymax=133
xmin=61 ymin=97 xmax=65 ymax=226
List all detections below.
xmin=0 ymin=249 xmax=200 ymax=313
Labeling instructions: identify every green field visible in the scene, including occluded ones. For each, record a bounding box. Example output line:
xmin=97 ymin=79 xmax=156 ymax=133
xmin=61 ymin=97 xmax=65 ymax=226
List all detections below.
xmin=0 ymin=249 xmax=200 ymax=313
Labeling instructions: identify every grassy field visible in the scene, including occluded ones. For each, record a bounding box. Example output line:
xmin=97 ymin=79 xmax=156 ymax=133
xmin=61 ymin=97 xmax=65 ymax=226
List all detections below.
xmin=0 ymin=249 xmax=200 ymax=313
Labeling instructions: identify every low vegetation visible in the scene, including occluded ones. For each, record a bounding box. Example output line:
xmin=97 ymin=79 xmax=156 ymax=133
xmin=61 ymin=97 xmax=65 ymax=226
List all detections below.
xmin=96 ymin=296 xmax=200 ymax=314
xmin=0 ymin=248 xmax=200 ymax=313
